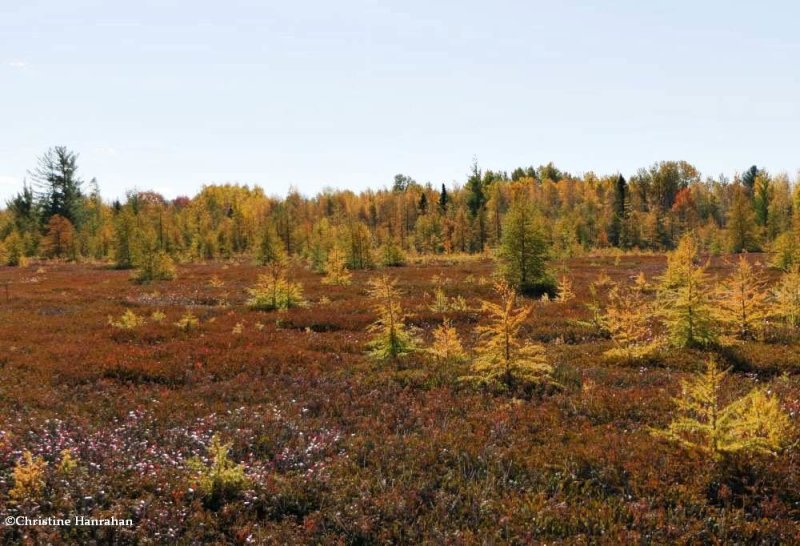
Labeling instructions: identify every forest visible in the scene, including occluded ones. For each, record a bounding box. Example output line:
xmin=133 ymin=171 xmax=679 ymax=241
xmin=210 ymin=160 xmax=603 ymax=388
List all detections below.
xmin=1 ymin=147 xmax=799 ymax=543
xmin=1 ymin=148 xmax=798 ymax=271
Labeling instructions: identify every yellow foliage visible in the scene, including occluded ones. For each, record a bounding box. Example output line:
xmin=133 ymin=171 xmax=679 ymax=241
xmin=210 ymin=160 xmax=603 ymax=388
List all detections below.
xmin=175 ymin=310 xmax=200 ymax=331
xmin=428 ymin=318 xmax=467 ymax=365
xmin=247 ymin=261 xmax=307 ymax=311
xmin=653 ymin=358 xmax=791 ymax=458
xmin=322 ymin=246 xmax=352 ymax=286
xmin=657 ymin=234 xmax=716 ymax=347
xmin=58 ymin=449 xmax=78 ymax=476
xmin=602 ymin=280 xmax=658 ymax=361
xmin=108 ymin=309 xmax=146 ymax=329
xmin=366 ymin=273 xmax=416 ymax=362
xmin=188 ymin=435 xmax=249 ymax=507
xmin=463 ymin=281 xmax=553 ymax=391
xmin=772 ymin=265 xmax=800 ymax=328
xmin=715 ymin=255 xmax=769 ymax=339
xmin=10 ymin=451 xmax=46 ymax=502
xmin=555 ymin=274 xmax=575 ymax=303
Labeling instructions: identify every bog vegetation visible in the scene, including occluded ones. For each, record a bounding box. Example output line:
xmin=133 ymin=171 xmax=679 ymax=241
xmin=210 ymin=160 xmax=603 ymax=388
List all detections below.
xmin=1 ymin=149 xmax=799 ymax=543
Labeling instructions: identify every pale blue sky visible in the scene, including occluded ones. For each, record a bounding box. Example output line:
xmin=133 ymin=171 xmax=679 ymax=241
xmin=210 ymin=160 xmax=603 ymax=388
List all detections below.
xmin=1 ymin=0 xmax=798 ymax=203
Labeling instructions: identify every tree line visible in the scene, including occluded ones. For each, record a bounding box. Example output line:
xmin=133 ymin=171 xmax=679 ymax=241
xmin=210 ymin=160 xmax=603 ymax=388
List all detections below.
xmin=1 ymin=147 xmax=799 ymax=270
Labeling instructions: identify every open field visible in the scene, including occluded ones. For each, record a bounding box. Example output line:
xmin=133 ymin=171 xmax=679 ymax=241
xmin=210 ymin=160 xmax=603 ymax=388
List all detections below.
xmin=1 ymin=255 xmax=799 ymax=544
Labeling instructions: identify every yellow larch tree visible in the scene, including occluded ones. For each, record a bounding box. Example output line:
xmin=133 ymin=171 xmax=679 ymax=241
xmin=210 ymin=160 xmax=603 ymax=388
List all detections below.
xmin=366 ymin=273 xmax=417 ymax=363
xmin=652 ymin=357 xmax=791 ymax=459
xmin=428 ymin=318 xmax=467 ymax=366
xmin=772 ymin=265 xmax=800 ymax=329
xmin=463 ymin=281 xmax=553 ymax=391
xmin=715 ymin=255 xmax=769 ymax=340
xmin=657 ymin=233 xmax=716 ymax=347
xmin=602 ymin=278 xmax=658 ymax=361
xmin=322 ymin=245 xmax=352 ymax=286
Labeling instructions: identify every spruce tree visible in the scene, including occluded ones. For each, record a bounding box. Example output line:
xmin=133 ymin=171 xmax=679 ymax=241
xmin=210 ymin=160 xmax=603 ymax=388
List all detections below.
xmin=30 ymin=146 xmax=84 ymax=227
xmin=498 ymin=198 xmax=551 ymax=296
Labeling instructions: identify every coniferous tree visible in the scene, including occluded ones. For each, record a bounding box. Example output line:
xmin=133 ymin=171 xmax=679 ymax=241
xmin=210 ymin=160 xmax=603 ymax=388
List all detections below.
xmin=41 ymin=214 xmax=76 ymax=259
xmin=366 ymin=273 xmax=416 ymax=363
xmin=438 ymin=183 xmax=449 ymax=212
xmin=463 ymin=281 xmax=553 ymax=391
xmin=727 ymin=184 xmax=760 ymax=252
xmin=653 ymin=357 xmax=790 ymax=459
xmin=555 ymin=274 xmax=575 ymax=303
xmin=255 ymin=222 xmax=284 ymax=265
xmin=609 ymin=175 xmax=627 ymax=247
xmin=498 ymin=198 xmax=552 ymax=296
xmin=30 ymin=146 xmax=84 ymax=227
xmin=379 ymin=235 xmax=406 ymax=267
xmin=131 ymin=224 xmax=176 ymax=283
xmin=741 ymin=165 xmax=759 ymax=195
xmin=428 ymin=318 xmax=467 ymax=367
xmin=465 ymin=159 xmax=487 ymax=251
xmin=772 ymin=265 xmax=800 ymax=329
xmin=321 ymin=245 xmax=351 ymax=286
xmin=753 ymin=172 xmax=771 ymax=227
xmin=247 ymin=260 xmax=306 ymax=311
xmin=770 ymin=232 xmax=798 ymax=271
xmin=657 ymin=234 xmax=716 ymax=347
xmin=602 ymin=277 xmax=657 ymax=360
xmin=716 ymin=255 xmax=769 ymax=340
xmin=2 ymin=231 xmax=26 ymax=266
xmin=7 ymin=181 xmax=39 ymax=234
xmin=113 ymin=207 xmax=137 ymax=269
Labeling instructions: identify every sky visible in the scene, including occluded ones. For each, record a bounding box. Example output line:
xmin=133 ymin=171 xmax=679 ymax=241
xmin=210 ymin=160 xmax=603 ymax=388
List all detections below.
xmin=1 ymin=0 xmax=799 ymax=204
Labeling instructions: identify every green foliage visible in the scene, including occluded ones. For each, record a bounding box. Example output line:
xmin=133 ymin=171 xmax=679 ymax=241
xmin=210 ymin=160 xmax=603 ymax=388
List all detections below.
xmin=130 ymin=224 xmax=176 ymax=283
xmin=657 ymin=234 xmax=716 ymax=347
xmin=131 ymin=250 xmax=176 ymax=283
xmin=255 ymin=223 xmax=284 ymax=265
xmin=653 ymin=358 xmax=791 ymax=458
xmin=379 ymin=236 xmax=406 ymax=267
xmin=188 ymin=435 xmax=249 ymax=509
xmin=30 ymin=146 xmax=84 ymax=228
xmin=113 ymin=208 xmax=137 ymax=269
xmin=497 ymin=198 xmax=552 ymax=296
xmin=366 ymin=273 xmax=416 ymax=363
xmin=344 ymin=222 xmax=375 ymax=270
